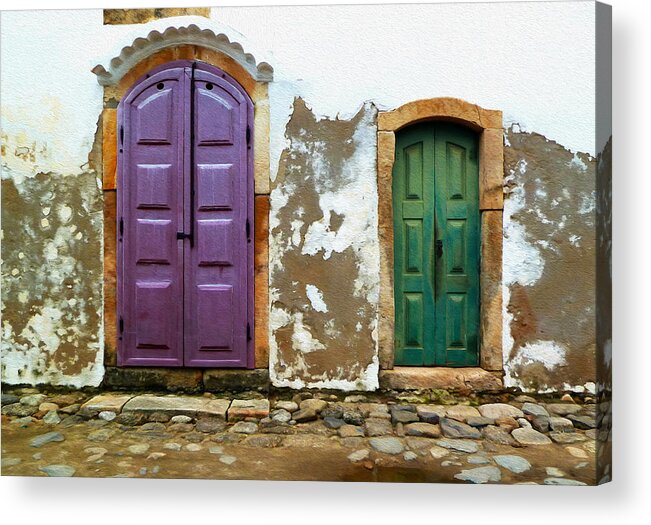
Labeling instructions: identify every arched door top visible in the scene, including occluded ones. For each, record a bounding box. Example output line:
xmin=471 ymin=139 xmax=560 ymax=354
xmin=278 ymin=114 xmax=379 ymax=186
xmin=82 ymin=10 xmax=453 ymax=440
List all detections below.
xmin=121 ymin=60 xmax=253 ymax=109
xmin=378 ymin=97 xmax=502 ymax=133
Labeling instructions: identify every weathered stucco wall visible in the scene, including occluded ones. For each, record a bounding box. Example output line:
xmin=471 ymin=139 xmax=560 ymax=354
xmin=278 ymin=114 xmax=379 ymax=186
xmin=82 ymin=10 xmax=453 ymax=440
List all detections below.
xmin=1 ymin=4 xmax=603 ymax=392
xmin=502 ymin=128 xmax=597 ymax=393
xmin=1 ymin=10 xmax=106 ymax=387
xmin=103 ymin=8 xmax=210 ymax=25
xmin=269 ymin=100 xmax=380 ymax=390
xmin=596 ymin=136 xmax=612 ymax=391
xmin=1 ymin=172 xmax=104 ymax=386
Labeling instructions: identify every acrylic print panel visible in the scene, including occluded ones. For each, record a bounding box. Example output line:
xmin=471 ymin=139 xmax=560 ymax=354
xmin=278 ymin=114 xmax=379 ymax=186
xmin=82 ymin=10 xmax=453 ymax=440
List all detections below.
xmin=0 ymin=1 xmax=611 ymax=485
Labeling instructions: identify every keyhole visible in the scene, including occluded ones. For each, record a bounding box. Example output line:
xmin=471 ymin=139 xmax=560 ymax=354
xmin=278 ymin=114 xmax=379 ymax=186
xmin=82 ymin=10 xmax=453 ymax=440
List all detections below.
xmin=206 ymin=82 xmax=214 ymax=90
xmin=157 ymin=82 xmax=164 ymax=90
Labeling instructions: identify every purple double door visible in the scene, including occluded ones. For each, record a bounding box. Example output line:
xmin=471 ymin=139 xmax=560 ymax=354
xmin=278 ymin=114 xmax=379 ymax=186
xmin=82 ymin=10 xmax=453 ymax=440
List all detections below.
xmin=117 ymin=61 xmax=254 ymax=368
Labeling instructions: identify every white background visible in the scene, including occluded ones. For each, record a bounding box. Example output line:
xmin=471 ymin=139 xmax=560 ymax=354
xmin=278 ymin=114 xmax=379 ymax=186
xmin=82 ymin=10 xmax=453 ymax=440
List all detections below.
xmin=1 ymin=0 xmax=648 ymax=523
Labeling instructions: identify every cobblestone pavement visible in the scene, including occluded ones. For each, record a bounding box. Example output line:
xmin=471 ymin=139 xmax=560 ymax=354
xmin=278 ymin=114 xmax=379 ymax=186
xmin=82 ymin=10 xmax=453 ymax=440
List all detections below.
xmin=1 ymin=388 xmax=608 ymax=484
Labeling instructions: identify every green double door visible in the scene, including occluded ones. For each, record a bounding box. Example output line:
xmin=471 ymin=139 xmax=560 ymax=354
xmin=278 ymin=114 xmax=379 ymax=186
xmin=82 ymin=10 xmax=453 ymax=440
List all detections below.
xmin=393 ymin=122 xmax=480 ymax=366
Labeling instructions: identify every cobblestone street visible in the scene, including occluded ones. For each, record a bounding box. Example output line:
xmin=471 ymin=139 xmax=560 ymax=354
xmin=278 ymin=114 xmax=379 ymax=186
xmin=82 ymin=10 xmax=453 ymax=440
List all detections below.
xmin=1 ymin=388 xmax=608 ymax=484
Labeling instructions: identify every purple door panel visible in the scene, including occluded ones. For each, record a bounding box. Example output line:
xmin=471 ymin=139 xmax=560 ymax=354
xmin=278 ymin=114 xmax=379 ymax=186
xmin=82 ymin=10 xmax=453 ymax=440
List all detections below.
xmin=185 ymin=67 xmax=251 ymax=367
xmin=117 ymin=61 xmax=254 ymax=368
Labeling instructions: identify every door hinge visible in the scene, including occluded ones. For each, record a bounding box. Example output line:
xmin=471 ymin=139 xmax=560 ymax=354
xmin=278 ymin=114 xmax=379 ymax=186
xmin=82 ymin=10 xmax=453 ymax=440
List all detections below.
xmin=119 ymin=125 xmax=124 ymax=146
xmin=246 ymin=218 xmax=251 ymax=240
xmin=246 ymin=125 xmax=251 ymax=145
xmin=247 ymin=322 xmax=252 ymax=341
xmin=119 ymin=317 xmax=124 ymax=333
xmin=119 ymin=217 xmax=124 ymax=238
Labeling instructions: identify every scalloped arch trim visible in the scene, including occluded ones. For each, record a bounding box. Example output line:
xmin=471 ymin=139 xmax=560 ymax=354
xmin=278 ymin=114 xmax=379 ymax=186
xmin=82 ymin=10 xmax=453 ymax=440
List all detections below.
xmin=92 ymin=24 xmax=273 ymax=86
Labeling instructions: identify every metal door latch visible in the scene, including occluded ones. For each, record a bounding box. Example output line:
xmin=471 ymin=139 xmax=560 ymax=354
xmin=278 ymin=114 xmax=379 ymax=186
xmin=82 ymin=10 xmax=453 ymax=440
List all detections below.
xmin=436 ymin=239 xmax=443 ymax=258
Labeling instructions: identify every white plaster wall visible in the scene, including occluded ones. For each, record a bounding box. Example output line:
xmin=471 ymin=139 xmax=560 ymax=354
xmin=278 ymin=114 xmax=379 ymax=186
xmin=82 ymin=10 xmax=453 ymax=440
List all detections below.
xmin=1 ymin=10 xmax=105 ymax=178
xmin=212 ymin=2 xmax=597 ymax=163
xmin=1 ymin=10 xmax=108 ymax=387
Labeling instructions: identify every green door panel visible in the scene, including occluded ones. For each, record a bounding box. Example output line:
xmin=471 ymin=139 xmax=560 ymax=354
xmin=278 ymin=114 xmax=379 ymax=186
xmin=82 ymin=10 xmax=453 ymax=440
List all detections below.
xmin=393 ymin=122 xmax=480 ymax=367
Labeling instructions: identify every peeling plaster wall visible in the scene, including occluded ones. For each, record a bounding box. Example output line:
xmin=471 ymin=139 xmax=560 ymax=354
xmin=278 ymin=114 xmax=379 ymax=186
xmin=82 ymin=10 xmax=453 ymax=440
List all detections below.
xmin=2 ymin=4 xmax=602 ymax=392
xmin=502 ymin=128 xmax=597 ymax=393
xmin=596 ymin=137 xmax=612 ymax=391
xmin=1 ymin=173 xmax=104 ymax=386
xmin=1 ymin=10 xmax=106 ymax=387
xmin=269 ymin=100 xmax=380 ymax=390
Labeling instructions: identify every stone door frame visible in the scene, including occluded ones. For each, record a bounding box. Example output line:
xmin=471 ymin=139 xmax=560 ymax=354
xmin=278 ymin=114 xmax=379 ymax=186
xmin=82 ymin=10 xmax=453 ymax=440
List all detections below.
xmin=95 ymin=37 xmax=272 ymax=380
xmin=376 ymin=98 xmax=505 ymax=389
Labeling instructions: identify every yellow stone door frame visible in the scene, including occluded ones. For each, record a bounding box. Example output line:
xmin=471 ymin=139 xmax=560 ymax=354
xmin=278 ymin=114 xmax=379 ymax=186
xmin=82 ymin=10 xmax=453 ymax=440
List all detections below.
xmin=96 ymin=42 xmax=272 ymax=372
xmin=376 ymin=98 xmax=505 ymax=389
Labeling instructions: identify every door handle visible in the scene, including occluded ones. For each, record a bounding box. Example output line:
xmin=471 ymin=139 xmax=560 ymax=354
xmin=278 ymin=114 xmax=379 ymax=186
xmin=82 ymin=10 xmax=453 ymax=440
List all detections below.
xmin=436 ymin=239 xmax=443 ymax=258
xmin=176 ymin=231 xmax=192 ymax=241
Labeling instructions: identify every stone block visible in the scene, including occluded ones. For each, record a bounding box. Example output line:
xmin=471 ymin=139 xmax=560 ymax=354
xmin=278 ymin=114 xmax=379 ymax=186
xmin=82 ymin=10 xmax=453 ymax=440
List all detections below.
xmin=203 ymin=369 xmax=269 ymax=392
xmin=481 ymin=425 xmax=517 ymax=446
xmin=369 ymin=437 xmax=404 ymax=455
xmin=122 ymin=395 xmax=230 ymax=419
xmin=522 ymin=402 xmax=550 ymax=417
xmin=480 ymin=210 xmax=503 ymax=371
xmin=254 ymin=195 xmax=270 ymax=369
xmin=545 ymin=403 xmax=583 ymax=416
xmin=440 ymin=418 xmax=481 ymax=439
xmin=364 ymin=418 xmax=394 ymax=437
xmin=102 ymin=108 xmax=117 ymax=190
xmin=511 ymin=427 xmax=552 ymax=445
xmin=103 ymin=190 xmax=117 ymax=366
xmin=299 ymin=399 xmax=328 ymax=413
xmin=292 ymin=408 xmax=319 ymax=423
xmin=252 ymin=83 xmax=271 ymax=195
xmin=567 ymin=414 xmax=597 ymax=429
xmin=378 ymin=98 xmax=501 ymax=133
xmin=339 ymin=424 xmax=365 ymax=438
xmin=416 ymin=404 xmax=447 ymax=424
xmin=549 ymin=416 xmax=575 ymax=433
xmin=467 ymin=416 xmax=495 ymax=427
xmin=227 ymin=399 xmax=270 ymax=421
xmin=404 ymin=422 xmax=441 ymax=438
xmin=79 ymin=394 xmax=133 ymax=417
xmin=377 ymin=130 xmax=396 ymax=370
xmin=445 ymin=405 xmax=481 ymax=422
xmin=479 ymin=127 xmax=504 ymax=210
xmin=436 ymin=438 xmax=480 ymax=454
xmin=379 ymin=367 xmax=503 ymax=391
xmin=103 ymin=367 xmax=203 ymax=392
xmin=478 ymin=403 xmax=524 ymax=419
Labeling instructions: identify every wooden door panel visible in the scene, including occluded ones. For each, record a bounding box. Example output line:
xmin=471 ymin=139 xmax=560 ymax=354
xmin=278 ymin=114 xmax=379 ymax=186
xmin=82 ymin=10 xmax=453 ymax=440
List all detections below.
xmin=393 ymin=129 xmax=435 ymax=365
xmin=196 ymin=219 xmax=233 ymax=266
xmin=405 ymin=221 xmax=424 ymax=273
xmin=134 ymin=281 xmax=174 ymax=349
xmin=117 ymin=66 xmax=187 ymax=366
xmin=434 ymin=126 xmax=480 ymax=366
xmin=118 ymin=61 xmax=253 ymax=369
xmin=394 ymin=122 xmax=479 ymax=367
xmin=135 ymin=164 xmax=173 ymax=209
xmin=184 ymin=67 xmax=251 ymax=367
xmin=196 ymin=284 xmax=234 ymax=350
xmin=196 ymin=164 xmax=234 ymax=210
